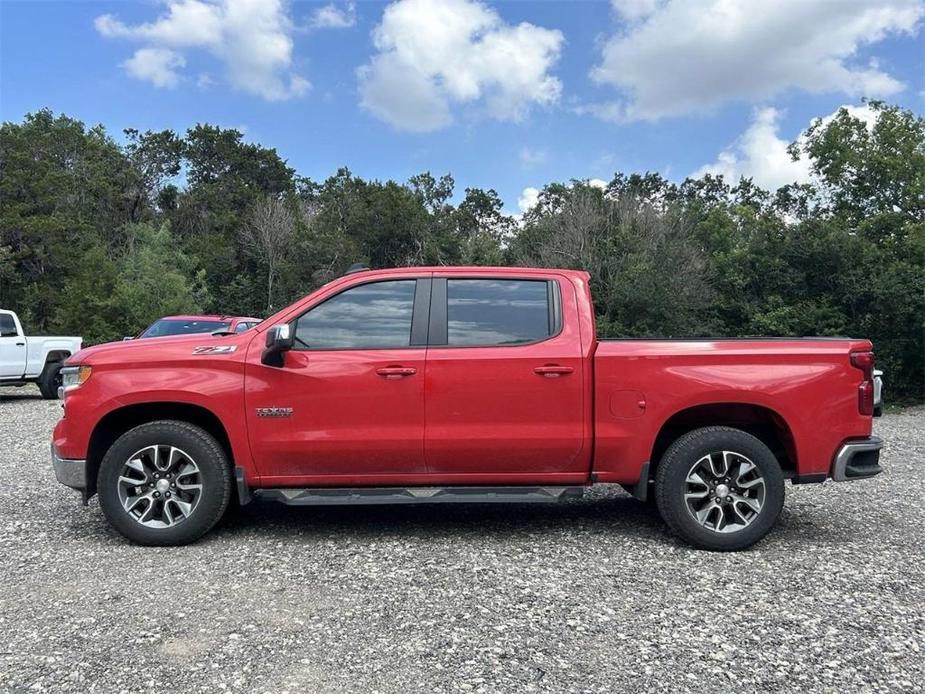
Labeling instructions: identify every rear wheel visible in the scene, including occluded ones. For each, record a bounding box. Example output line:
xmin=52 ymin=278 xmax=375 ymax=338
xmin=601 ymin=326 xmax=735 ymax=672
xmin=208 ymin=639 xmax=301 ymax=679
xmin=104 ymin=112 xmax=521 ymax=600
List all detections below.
xmin=654 ymin=426 xmax=784 ymax=551
xmin=97 ymin=421 xmax=232 ymax=545
xmin=37 ymin=361 xmax=63 ymax=399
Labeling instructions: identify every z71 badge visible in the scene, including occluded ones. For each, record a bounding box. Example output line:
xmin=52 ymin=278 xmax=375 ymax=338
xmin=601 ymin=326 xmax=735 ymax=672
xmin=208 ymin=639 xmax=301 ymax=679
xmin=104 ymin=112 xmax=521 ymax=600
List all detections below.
xmin=192 ymin=345 xmax=237 ymax=355
xmin=256 ymin=407 xmax=293 ymax=418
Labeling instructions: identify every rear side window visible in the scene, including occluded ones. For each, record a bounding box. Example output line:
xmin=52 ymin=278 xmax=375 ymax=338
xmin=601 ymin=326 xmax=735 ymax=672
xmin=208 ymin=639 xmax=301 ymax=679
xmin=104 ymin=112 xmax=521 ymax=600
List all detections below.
xmin=0 ymin=313 xmax=17 ymax=337
xmin=446 ymin=279 xmax=552 ymax=346
xmin=295 ymin=280 xmax=416 ymax=349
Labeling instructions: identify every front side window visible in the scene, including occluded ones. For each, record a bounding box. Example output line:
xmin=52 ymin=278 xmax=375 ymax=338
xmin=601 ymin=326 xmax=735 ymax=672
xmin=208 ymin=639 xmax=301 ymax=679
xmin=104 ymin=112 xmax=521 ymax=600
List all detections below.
xmin=0 ymin=313 xmax=17 ymax=337
xmin=446 ymin=279 xmax=552 ymax=346
xmin=295 ymin=280 xmax=416 ymax=350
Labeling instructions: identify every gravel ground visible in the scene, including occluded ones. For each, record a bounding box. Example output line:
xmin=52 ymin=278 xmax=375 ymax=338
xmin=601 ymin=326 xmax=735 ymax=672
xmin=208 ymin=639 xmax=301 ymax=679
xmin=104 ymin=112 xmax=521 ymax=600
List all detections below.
xmin=1 ymin=385 xmax=923 ymax=693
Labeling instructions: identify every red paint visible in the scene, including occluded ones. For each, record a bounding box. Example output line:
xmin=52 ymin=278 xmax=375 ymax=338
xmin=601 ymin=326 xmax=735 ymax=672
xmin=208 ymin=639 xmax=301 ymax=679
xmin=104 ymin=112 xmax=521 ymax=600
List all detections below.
xmin=54 ymin=267 xmax=875 ymax=490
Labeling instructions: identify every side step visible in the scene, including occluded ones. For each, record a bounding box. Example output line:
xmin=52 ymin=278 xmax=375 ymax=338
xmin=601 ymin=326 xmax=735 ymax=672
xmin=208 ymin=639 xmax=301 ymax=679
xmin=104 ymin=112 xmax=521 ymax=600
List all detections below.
xmin=252 ymin=486 xmax=584 ymax=506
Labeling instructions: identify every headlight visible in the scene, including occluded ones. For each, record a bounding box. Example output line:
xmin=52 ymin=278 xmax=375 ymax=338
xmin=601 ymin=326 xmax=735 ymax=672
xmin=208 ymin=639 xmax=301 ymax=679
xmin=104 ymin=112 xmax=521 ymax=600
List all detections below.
xmin=61 ymin=365 xmax=92 ymax=391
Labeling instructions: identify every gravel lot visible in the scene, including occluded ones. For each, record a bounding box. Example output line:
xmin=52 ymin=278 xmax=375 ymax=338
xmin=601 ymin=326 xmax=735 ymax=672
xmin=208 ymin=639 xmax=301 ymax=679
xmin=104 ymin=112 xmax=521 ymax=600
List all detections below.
xmin=1 ymin=386 xmax=923 ymax=693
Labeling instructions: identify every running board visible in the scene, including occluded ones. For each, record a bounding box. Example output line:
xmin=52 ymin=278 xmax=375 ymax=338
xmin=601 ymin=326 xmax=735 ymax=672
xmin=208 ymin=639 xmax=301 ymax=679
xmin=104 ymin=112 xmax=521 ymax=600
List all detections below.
xmin=252 ymin=486 xmax=584 ymax=506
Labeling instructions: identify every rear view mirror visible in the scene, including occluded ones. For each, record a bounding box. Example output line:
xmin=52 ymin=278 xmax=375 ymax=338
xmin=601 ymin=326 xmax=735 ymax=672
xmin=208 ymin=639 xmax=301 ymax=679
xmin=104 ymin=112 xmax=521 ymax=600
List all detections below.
xmin=261 ymin=324 xmax=294 ymax=367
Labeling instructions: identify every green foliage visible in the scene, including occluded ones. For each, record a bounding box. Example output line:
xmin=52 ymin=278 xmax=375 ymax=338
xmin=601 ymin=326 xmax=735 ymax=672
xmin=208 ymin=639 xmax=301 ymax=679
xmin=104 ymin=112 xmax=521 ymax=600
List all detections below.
xmin=1 ymin=105 xmax=922 ymax=401
xmin=52 ymin=223 xmax=209 ymax=344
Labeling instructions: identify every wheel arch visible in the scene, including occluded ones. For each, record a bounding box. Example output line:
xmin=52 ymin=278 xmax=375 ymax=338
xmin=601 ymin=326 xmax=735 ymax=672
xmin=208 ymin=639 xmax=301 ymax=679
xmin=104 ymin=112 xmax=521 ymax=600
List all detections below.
xmin=44 ymin=350 xmax=72 ymax=365
xmin=85 ymin=402 xmax=234 ymax=499
xmin=649 ymin=402 xmax=797 ymax=479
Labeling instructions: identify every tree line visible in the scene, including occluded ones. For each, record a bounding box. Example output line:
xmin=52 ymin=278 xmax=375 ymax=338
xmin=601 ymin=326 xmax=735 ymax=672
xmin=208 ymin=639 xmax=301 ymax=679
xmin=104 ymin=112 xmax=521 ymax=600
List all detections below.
xmin=1 ymin=103 xmax=922 ymax=401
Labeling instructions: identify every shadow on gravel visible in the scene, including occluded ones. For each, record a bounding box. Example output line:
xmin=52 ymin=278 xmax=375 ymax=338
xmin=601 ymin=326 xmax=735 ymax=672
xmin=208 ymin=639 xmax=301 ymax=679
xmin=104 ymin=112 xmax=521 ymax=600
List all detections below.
xmin=0 ymin=390 xmax=44 ymax=402
xmin=214 ymin=494 xmax=670 ymax=543
xmin=205 ymin=492 xmax=861 ymax=550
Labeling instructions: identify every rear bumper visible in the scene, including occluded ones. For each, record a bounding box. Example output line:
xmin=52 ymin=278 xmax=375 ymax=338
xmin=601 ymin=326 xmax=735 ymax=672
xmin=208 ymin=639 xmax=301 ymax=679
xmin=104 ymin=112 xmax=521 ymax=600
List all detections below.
xmin=831 ymin=436 xmax=883 ymax=482
xmin=873 ymin=369 xmax=884 ymax=417
xmin=51 ymin=443 xmax=87 ymax=490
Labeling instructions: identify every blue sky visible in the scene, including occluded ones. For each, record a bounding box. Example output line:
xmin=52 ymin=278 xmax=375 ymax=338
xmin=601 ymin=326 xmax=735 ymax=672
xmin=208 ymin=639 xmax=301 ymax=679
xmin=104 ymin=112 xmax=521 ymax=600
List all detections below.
xmin=1 ymin=0 xmax=923 ymax=213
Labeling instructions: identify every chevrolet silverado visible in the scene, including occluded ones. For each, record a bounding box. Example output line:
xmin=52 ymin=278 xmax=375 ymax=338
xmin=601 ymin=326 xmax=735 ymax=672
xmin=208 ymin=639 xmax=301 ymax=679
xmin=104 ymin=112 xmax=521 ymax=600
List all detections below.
xmin=51 ymin=266 xmax=883 ymax=550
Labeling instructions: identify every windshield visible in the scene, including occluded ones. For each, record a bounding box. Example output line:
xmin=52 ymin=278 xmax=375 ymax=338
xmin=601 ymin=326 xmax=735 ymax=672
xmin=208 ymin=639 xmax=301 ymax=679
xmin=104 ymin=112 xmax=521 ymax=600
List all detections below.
xmin=140 ymin=319 xmax=230 ymax=338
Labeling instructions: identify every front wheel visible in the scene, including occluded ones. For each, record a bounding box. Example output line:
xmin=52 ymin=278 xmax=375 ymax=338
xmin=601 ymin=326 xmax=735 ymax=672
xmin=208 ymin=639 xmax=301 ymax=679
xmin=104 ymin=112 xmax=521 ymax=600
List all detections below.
xmin=37 ymin=361 xmax=63 ymax=399
xmin=654 ymin=426 xmax=785 ymax=551
xmin=97 ymin=421 xmax=232 ymax=545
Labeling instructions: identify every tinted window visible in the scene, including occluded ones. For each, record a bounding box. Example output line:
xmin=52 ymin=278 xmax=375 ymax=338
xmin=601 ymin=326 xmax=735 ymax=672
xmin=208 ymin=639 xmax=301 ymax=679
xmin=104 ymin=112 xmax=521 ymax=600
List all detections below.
xmin=0 ymin=313 xmax=17 ymax=337
xmin=295 ymin=280 xmax=416 ymax=349
xmin=140 ymin=319 xmax=230 ymax=338
xmin=446 ymin=279 xmax=551 ymax=346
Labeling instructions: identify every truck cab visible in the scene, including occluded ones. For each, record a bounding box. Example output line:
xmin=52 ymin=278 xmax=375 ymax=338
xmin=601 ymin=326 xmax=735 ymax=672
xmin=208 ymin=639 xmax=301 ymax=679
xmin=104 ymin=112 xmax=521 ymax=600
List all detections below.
xmin=0 ymin=309 xmax=82 ymax=399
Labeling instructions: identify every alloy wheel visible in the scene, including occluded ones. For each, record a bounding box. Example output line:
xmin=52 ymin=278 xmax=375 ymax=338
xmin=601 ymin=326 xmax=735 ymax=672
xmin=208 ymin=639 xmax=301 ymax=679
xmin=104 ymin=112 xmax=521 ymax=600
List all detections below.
xmin=684 ymin=450 xmax=766 ymax=533
xmin=116 ymin=445 xmax=203 ymax=528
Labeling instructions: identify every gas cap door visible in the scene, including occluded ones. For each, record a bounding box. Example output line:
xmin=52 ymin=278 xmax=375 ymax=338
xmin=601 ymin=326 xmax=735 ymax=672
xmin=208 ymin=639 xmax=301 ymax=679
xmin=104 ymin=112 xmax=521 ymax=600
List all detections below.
xmin=609 ymin=390 xmax=647 ymax=419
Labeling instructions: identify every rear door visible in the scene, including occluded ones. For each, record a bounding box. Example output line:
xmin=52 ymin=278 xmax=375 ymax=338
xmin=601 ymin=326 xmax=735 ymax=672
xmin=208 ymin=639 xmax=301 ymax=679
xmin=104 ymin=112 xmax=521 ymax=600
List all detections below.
xmin=423 ymin=274 xmax=588 ymax=482
xmin=245 ymin=277 xmax=431 ymax=484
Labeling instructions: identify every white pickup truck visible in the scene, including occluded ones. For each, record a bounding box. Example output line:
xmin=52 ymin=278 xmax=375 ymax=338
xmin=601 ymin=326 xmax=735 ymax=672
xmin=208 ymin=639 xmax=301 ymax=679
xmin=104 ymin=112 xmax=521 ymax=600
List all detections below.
xmin=0 ymin=309 xmax=82 ymax=399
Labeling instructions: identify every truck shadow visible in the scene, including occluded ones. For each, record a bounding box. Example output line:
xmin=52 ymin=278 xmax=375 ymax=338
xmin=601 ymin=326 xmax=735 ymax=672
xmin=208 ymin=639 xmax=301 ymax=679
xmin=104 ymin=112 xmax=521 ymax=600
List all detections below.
xmin=215 ymin=494 xmax=671 ymax=544
xmin=0 ymin=390 xmax=44 ymax=402
xmin=210 ymin=494 xmax=855 ymax=549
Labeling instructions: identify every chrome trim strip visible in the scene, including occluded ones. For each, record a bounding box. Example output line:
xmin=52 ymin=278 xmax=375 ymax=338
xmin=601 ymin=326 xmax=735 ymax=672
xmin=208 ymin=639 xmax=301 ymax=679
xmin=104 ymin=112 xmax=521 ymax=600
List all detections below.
xmin=832 ymin=436 xmax=883 ymax=482
xmin=51 ymin=443 xmax=87 ymax=489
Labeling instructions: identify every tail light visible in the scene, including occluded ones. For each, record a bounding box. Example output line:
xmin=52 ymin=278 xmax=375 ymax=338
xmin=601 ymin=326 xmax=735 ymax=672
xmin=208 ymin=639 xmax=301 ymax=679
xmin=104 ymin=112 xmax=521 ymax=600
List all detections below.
xmin=850 ymin=351 xmax=875 ymax=416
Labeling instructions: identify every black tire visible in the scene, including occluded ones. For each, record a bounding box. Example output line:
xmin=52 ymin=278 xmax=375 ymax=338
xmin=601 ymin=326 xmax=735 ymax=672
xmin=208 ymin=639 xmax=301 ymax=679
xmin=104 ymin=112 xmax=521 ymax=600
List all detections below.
xmin=37 ymin=361 xmax=63 ymax=399
xmin=97 ymin=421 xmax=232 ymax=546
xmin=654 ymin=426 xmax=785 ymax=551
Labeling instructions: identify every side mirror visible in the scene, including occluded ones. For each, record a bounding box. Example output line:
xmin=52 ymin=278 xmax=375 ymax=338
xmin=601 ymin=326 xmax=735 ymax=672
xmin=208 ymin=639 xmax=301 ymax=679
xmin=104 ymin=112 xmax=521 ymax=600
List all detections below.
xmin=261 ymin=324 xmax=294 ymax=367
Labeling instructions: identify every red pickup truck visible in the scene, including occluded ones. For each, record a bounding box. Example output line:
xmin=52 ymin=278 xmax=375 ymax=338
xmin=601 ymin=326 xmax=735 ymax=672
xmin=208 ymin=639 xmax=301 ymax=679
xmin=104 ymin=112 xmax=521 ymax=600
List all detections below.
xmin=52 ymin=266 xmax=883 ymax=550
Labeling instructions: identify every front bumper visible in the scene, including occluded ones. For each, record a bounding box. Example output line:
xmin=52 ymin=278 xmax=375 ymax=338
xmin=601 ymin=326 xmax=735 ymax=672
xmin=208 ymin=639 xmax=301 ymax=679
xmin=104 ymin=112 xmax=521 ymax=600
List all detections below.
xmin=51 ymin=443 xmax=87 ymax=490
xmin=831 ymin=436 xmax=883 ymax=481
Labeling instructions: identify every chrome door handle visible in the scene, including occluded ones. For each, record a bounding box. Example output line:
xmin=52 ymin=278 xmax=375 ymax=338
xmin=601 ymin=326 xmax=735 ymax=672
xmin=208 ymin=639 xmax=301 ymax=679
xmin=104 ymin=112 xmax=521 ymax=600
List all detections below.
xmin=376 ymin=366 xmax=417 ymax=379
xmin=534 ymin=365 xmax=574 ymax=377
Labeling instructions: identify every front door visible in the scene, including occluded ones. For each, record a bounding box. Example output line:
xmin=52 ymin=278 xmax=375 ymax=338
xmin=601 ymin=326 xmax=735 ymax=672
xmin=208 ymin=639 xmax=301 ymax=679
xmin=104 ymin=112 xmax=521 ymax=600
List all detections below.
xmin=0 ymin=313 xmax=25 ymax=378
xmin=245 ymin=278 xmax=430 ymax=484
xmin=424 ymin=276 xmax=588 ymax=482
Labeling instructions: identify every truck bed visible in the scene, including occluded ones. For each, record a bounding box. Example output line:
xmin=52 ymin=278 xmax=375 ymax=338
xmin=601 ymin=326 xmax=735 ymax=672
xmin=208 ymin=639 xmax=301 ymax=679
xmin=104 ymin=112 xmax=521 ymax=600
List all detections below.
xmin=591 ymin=337 xmax=873 ymax=484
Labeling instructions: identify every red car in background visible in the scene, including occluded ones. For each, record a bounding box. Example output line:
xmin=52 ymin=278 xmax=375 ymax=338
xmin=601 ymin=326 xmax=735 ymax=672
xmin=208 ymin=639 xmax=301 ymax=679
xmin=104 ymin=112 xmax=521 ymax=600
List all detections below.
xmin=135 ymin=315 xmax=261 ymax=339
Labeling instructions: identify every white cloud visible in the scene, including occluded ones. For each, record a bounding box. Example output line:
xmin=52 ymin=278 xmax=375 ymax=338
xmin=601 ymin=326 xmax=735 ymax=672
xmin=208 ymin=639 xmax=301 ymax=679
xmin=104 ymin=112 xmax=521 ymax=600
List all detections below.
xmin=358 ymin=0 xmax=564 ymax=132
xmin=610 ymin=0 xmax=660 ymax=23
xmin=518 ymin=186 xmax=540 ymax=213
xmin=309 ymin=2 xmax=356 ymax=29
xmin=515 ymin=178 xmax=606 ymax=214
xmin=95 ymin=0 xmax=309 ymax=100
xmin=692 ymin=104 xmax=877 ymax=191
xmin=123 ymin=48 xmax=186 ymax=88
xmin=588 ymin=0 xmax=923 ymax=122
xmin=519 ymin=146 xmax=547 ymax=167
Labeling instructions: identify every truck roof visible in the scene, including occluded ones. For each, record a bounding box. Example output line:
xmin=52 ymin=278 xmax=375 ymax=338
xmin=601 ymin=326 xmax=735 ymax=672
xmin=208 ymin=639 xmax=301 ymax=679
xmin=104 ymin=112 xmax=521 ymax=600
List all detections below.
xmin=342 ymin=266 xmax=587 ymax=278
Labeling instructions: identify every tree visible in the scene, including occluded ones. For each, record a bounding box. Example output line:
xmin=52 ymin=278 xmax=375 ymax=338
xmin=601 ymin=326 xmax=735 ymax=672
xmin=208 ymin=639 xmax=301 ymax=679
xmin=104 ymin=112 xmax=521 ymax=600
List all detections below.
xmin=110 ymin=223 xmax=210 ymax=340
xmin=122 ymin=128 xmax=184 ymax=223
xmin=512 ymin=182 xmax=714 ymax=337
xmin=793 ymin=101 xmax=925 ymax=225
xmin=240 ymin=196 xmax=297 ymax=313
xmin=0 ymin=110 xmax=136 ymax=328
